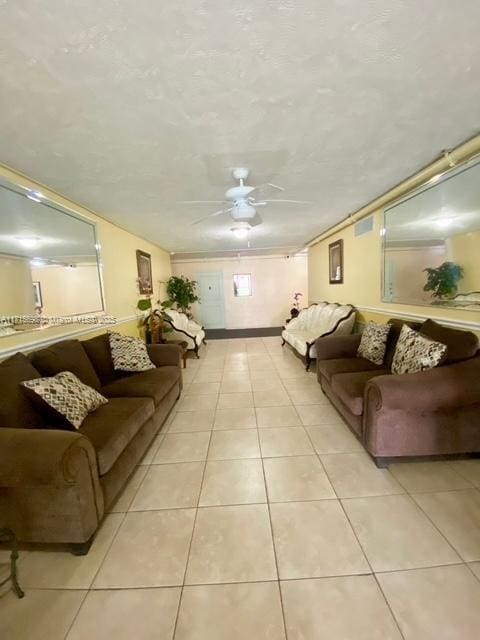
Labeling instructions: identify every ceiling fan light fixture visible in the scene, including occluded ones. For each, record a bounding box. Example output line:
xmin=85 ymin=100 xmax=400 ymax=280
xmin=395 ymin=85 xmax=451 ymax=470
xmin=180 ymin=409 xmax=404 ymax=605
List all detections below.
xmin=231 ymin=221 xmax=251 ymax=239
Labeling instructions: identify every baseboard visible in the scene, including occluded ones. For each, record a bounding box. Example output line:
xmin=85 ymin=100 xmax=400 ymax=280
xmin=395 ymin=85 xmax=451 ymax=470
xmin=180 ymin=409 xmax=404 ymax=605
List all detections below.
xmin=204 ymin=327 xmax=283 ymax=339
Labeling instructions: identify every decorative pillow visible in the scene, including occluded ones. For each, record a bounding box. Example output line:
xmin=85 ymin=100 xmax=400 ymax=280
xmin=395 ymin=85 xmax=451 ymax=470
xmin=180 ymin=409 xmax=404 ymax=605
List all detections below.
xmin=21 ymin=371 xmax=108 ymax=429
xmin=357 ymin=322 xmax=391 ymax=365
xmin=391 ymin=324 xmax=447 ymax=375
xmin=108 ymin=332 xmax=155 ymax=372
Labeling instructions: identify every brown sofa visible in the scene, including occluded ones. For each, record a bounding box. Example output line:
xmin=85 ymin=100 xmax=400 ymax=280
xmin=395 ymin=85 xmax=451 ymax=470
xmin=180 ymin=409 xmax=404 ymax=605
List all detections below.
xmin=0 ymin=333 xmax=182 ymax=553
xmin=316 ymin=318 xmax=480 ymax=467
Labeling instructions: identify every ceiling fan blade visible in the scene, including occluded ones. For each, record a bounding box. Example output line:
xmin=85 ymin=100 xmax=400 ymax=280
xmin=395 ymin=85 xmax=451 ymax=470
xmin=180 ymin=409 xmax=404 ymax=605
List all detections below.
xmin=249 ymin=182 xmax=285 ymax=199
xmin=180 ymin=200 xmax=227 ymax=205
xmin=190 ymin=207 xmax=233 ymax=226
xmin=262 ymin=199 xmax=313 ymax=205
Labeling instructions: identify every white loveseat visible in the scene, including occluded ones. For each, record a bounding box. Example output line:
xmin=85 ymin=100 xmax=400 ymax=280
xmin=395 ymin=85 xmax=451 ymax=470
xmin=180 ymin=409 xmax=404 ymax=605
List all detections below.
xmin=163 ymin=309 xmax=206 ymax=357
xmin=282 ymin=302 xmax=356 ymax=369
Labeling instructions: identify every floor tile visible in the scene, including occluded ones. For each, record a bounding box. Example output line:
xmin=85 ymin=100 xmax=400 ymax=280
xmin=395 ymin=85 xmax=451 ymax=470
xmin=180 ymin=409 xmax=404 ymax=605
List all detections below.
xmin=378 ymin=565 xmax=480 ymax=640
xmin=208 ymin=430 xmax=260 ymax=460
xmin=256 ymin=405 xmax=301 ymax=427
xmin=286 ymin=386 xmax=331 ymax=405
xmin=108 ymin=465 xmax=148 ymax=512
xmin=270 ymin=500 xmax=369 ymax=579
xmin=193 ymin=370 xmax=223 ymax=383
xmin=213 ymin=407 xmax=256 ymax=429
xmin=175 ymin=582 xmax=286 ymax=640
xmin=390 ymin=461 xmax=472 ymax=493
xmin=253 ymin=387 xmax=292 ymax=407
xmin=185 ymin=504 xmax=277 ymax=584
xmin=176 ymin=394 xmax=218 ymax=412
xmin=343 ymin=494 xmax=460 ymax=572
xmin=19 ymin=514 xmax=124 ymax=589
xmin=94 ymin=509 xmax=195 ymax=587
xmin=66 ymin=588 xmax=181 ymax=640
xmin=139 ymin=434 xmax=164 ymax=464
xmin=199 ymin=459 xmax=266 ymax=506
xmin=264 ymin=455 xmax=335 ymax=502
xmin=469 ymin=561 xmax=480 ymax=580
xmin=219 ymin=379 xmax=252 ymax=393
xmin=281 ymin=575 xmax=402 ymax=639
xmin=447 ymin=460 xmax=480 ymax=487
xmin=413 ymin=489 xmax=480 ymax=561
xmin=153 ymin=432 xmax=210 ymax=463
xmin=222 ymin=371 xmax=250 ymax=383
xmin=321 ymin=452 xmax=404 ymax=498
xmin=130 ymin=462 xmax=204 ymax=510
xmin=168 ymin=410 xmax=215 ymax=432
xmin=296 ymin=404 xmax=344 ymax=425
xmin=217 ymin=392 xmax=254 ymax=409
xmin=250 ymin=377 xmax=283 ymax=391
xmin=307 ymin=424 xmax=363 ymax=453
xmin=0 ymin=589 xmax=86 ymax=640
xmin=187 ymin=382 xmax=220 ymax=396
xmin=259 ymin=427 xmax=314 ymax=457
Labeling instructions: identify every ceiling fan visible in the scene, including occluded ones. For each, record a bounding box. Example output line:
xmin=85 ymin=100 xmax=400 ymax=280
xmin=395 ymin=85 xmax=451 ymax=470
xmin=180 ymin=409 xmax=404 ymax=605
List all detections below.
xmin=182 ymin=167 xmax=312 ymax=232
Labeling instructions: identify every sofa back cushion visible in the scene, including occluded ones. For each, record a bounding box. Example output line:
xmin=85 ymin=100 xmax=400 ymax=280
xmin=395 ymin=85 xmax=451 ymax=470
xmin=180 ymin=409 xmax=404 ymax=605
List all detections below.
xmin=420 ymin=319 xmax=479 ymax=364
xmin=31 ymin=340 xmax=101 ymax=390
xmin=82 ymin=333 xmax=123 ymax=385
xmin=384 ymin=319 xmax=423 ymax=370
xmin=166 ymin=310 xmax=189 ymax=330
xmin=0 ymin=353 xmax=48 ymax=429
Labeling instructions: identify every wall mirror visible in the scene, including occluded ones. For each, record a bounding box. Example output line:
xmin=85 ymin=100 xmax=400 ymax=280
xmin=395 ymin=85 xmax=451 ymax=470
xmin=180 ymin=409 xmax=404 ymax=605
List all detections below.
xmin=382 ymin=157 xmax=480 ymax=311
xmin=0 ymin=176 xmax=105 ymax=336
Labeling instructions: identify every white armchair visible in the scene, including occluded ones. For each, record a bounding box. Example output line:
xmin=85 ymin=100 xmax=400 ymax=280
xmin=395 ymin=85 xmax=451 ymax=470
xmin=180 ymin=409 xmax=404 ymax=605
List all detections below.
xmin=282 ymin=302 xmax=356 ymax=369
xmin=163 ymin=310 xmax=206 ymax=357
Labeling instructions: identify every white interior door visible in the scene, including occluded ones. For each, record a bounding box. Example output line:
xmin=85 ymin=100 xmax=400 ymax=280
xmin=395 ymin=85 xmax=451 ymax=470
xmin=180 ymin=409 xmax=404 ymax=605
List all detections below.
xmin=197 ymin=271 xmax=226 ymax=328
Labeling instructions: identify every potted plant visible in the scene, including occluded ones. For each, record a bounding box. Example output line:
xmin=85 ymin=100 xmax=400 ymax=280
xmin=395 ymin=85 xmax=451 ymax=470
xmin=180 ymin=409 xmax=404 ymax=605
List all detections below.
xmin=137 ymin=297 xmax=172 ymax=344
xmin=423 ymin=262 xmax=464 ymax=300
xmin=290 ymin=292 xmax=303 ymax=319
xmin=164 ymin=276 xmax=200 ymax=316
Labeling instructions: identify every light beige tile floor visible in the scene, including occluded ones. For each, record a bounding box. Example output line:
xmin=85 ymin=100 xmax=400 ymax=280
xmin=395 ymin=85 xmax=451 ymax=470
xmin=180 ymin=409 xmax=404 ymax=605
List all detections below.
xmin=6 ymin=338 xmax=480 ymax=639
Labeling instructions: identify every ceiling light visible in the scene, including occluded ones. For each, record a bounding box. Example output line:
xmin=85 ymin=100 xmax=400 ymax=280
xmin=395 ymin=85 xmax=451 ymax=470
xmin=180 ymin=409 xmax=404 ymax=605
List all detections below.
xmin=30 ymin=258 xmax=46 ymax=267
xmin=16 ymin=236 xmax=40 ymax=248
xmin=26 ymin=191 xmax=43 ymax=203
xmin=435 ymin=217 xmax=454 ymax=229
xmin=231 ymin=221 xmax=251 ymax=239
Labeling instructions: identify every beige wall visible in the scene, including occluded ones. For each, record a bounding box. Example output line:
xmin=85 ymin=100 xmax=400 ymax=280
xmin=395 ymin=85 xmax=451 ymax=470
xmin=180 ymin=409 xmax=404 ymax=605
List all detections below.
xmin=173 ymin=254 xmax=308 ymax=329
xmin=0 ymin=164 xmax=171 ymax=355
xmin=384 ymin=245 xmax=446 ymax=304
xmin=308 ymin=209 xmax=480 ymax=335
xmin=0 ymin=255 xmax=36 ymax=316
xmin=446 ymin=230 xmax=480 ymax=293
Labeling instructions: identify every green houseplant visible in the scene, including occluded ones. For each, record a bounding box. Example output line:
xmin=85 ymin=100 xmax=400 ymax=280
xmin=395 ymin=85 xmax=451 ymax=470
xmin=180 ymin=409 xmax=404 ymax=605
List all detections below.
xmin=165 ymin=276 xmax=199 ymax=315
xmin=423 ymin=261 xmax=464 ymax=300
xmin=137 ymin=297 xmax=172 ymax=343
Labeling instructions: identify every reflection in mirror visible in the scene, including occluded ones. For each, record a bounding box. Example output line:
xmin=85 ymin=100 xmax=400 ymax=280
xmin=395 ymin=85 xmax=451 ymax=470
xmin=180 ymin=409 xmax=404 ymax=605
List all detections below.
xmin=0 ymin=178 xmax=104 ymax=336
xmin=383 ymin=158 xmax=480 ymax=310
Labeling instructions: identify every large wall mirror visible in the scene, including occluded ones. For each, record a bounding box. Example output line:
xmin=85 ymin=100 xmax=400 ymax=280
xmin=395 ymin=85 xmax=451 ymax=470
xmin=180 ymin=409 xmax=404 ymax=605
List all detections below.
xmin=382 ymin=157 xmax=480 ymax=311
xmin=0 ymin=176 xmax=105 ymax=336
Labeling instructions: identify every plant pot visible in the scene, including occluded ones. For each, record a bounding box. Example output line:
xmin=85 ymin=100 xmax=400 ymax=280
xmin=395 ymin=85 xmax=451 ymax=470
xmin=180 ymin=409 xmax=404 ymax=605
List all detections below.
xmin=290 ymin=308 xmax=300 ymax=318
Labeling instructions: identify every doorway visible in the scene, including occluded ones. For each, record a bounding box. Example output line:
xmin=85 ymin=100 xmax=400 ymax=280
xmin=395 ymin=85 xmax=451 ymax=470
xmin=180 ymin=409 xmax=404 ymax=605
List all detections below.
xmin=197 ymin=271 xmax=226 ymax=329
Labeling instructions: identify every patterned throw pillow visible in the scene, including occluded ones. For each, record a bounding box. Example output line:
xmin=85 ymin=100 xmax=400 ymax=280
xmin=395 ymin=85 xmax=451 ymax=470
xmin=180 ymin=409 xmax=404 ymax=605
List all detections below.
xmin=22 ymin=371 xmax=108 ymax=429
xmin=108 ymin=332 xmax=155 ymax=372
xmin=357 ymin=322 xmax=391 ymax=365
xmin=391 ymin=324 xmax=447 ymax=375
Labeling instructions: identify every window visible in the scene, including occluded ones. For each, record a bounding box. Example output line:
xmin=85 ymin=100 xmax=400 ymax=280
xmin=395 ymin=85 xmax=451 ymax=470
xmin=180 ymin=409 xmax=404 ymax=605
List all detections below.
xmin=233 ymin=273 xmax=252 ymax=297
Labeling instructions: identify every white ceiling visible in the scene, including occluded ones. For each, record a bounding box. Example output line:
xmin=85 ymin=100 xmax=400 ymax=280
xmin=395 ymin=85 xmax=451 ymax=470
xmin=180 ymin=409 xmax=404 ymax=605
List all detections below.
xmin=1 ymin=1 xmax=479 ymax=256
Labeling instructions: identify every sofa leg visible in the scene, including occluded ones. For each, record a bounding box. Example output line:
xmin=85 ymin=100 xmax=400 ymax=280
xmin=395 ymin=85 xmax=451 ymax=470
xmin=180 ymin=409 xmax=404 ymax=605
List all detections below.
xmin=374 ymin=457 xmax=391 ymax=469
xmin=70 ymin=536 xmax=93 ymax=556
xmin=281 ymin=338 xmax=286 ymax=346
xmin=203 ymin=339 xmax=207 ymax=345
xmin=305 ymin=354 xmax=312 ymax=371
xmin=194 ymin=346 xmax=200 ymax=359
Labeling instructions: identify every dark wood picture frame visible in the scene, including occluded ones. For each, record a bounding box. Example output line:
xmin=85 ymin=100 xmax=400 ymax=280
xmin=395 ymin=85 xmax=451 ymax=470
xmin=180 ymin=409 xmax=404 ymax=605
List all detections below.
xmin=136 ymin=250 xmax=153 ymax=295
xmin=328 ymin=239 xmax=344 ymax=284
xmin=32 ymin=281 xmax=43 ymax=308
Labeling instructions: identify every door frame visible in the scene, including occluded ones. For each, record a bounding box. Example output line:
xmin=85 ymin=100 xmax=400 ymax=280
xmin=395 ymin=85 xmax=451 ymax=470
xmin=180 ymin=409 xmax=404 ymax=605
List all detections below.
xmin=196 ymin=271 xmax=226 ymax=329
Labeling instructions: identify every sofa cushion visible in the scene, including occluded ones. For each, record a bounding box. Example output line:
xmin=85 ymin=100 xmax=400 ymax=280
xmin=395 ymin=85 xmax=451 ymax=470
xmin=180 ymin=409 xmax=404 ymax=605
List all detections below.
xmin=82 ymin=333 xmax=123 ymax=385
xmin=79 ymin=397 xmax=155 ymax=475
xmin=420 ymin=319 xmax=479 ymax=364
xmin=391 ymin=325 xmax=447 ymax=375
xmin=331 ymin=370 xmax=390 ymax=416
xmin=101 ymin=366 xmax=181 ymax=406
xmin=0 ymin=353 xmax=48 ymax=429
xmin=357 ymin=321 xmax=391 ymax=365
xmin=109 ymin=332 xmax=155 ymax=372
xmin=31 ymin=340 xmax=101 ymax=390
xmin=318 ymin=357 xmax=384 ymax=383
xmin=22 ymin=372 xmax=108 ymax=430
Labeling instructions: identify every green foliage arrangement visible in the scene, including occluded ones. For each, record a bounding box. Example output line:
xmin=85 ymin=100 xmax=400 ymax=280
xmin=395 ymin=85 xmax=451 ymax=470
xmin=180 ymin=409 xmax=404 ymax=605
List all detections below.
xmin=165 ymin=276 xmax=199 ymax=314
xmin=423 ymin=262 xmax=464 ymax=299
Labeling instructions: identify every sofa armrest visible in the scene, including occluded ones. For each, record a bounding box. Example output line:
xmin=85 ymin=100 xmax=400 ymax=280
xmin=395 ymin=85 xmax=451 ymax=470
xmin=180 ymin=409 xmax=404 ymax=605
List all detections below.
xmin=366 ymin=357 xmax=480 ymax=413
xmin=0 ymin=428 xmax=98 ymax=487
xmin=315 ymin=334 xmax=362 ymax=360
xmin=147 ymin=343 xmax=182 ymax=367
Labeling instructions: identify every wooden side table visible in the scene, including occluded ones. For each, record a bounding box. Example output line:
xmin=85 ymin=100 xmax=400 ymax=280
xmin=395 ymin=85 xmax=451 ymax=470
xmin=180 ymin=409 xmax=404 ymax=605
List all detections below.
xmin=166 ymin=340 xmax=188 ymax=368
xmin=0 ymin=528 xmax=24 ymax=598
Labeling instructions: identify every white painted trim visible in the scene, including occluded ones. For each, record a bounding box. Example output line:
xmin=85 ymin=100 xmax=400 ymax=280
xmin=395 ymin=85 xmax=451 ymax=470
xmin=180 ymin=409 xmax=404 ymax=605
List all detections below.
xmin=357 ymin=305 xmax=480 ymax=331
xmin=0 ymin=315 xmax=138 ymax=359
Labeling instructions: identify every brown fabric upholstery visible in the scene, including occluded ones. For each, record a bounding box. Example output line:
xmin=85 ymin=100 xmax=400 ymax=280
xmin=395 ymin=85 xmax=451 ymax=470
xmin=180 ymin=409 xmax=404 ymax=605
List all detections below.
xmin=101 ymin=366 xmax=181 ymax=406
xmin=147 ymin=343 xmax=183 ymax=368
xmin=331 ymin=370 xmax=390 ymax=416
xmin=79 ymin=397 xmax=155 ymax=475
xmin=318 ymin=357 xmax=383 ymax=383
xmin=0 ymin=352 xmax=48 ymax=429
xmin=31 ymin=339 xmax=101 ymax=390
xmin=319 ymin=375 xmax=363 ymax=436
xmin=315 ymin=334 xmax=362 ymax=362
xmin=82 ymin=333 xmax=123 ymax=385
xmin=420 ymin=319 xmax=479 ymax=364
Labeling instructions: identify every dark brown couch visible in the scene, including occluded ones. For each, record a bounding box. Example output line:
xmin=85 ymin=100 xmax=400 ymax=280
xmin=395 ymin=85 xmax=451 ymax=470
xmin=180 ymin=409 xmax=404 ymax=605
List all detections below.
xmin=316 ymin=318 xmax=480 ymax=467
xmin=0 ymin=334 xmax=182 ymax=553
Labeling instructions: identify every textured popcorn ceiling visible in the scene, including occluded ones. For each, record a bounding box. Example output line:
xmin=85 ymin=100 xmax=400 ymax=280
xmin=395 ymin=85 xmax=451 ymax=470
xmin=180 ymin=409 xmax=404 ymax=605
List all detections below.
xmin=0 ymin=1 xmax=479 ymax=255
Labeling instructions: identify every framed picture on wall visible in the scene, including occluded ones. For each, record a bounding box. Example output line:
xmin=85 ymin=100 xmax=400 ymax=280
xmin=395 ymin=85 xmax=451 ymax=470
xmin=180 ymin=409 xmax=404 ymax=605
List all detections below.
xmin=329 ymin=239 xmax=343 ymax=284
xmin=136 ymin=250 xmax=153 ymax=294
xmin=33 ymin=281 xmax=43 ymax=308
